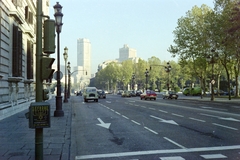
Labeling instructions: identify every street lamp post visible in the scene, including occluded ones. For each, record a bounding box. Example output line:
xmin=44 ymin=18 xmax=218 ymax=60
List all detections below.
xmin=54 ymin=2 xmax=64 ymax=117
xmin=63 ymin=47 xmax=68 ymax=103
xmin=132 ymin=73 xmax=135 ymax=90
xmin=145 ymin=69 xmax=149 ymax=91
xmin=164 ymin=62 xmax=172 ymax=91
xmin=67 ymin=62 xmax=71 ymax=98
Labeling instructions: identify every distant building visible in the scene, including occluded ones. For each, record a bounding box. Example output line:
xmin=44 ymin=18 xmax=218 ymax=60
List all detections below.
xmin=98 ymin=60 xmax=118 ymax=71
xmin=76 ymin=38 xmax=91 ymax=85
xmin=98 ymin=44 xmax=139 ymax=71
xmin=118 ymin=44 xmax=137 ymax=62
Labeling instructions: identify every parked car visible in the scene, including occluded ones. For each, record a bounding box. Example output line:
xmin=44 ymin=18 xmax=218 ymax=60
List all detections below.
xmin=162 ymin=91 xmax=178 ymax=99
xmin=214 ymin=89 xmax=225 ymax=95
xmin=83 ymin=87 xmax=98 ymax=102
xmin=183 ymin=87 xmax=201 ymax=96
xmin=140 ymin=90 xmax=157 ymax=100
xmin=121 ymin=90 xmax=131 ymax=97
xmin=97 ymin=90 xmax=106 ymax=99
xmin=130 ymin=90 xmax=136 ymax=97
xmin=136 ymin=90 xmax=142 ymax=96
xmin=76 ymin=91 xmax=82 ymax=96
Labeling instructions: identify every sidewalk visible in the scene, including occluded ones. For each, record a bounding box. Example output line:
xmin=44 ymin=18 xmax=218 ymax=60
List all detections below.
xmin=0 ymin=97 xmax=72 ymax=160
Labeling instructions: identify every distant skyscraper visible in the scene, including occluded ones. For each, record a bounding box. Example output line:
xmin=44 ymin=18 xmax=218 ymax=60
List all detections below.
xmin=77 ymin=38 xmax=91 ymax=82
xmin=119 ymin=44 xmax=137 ymax=62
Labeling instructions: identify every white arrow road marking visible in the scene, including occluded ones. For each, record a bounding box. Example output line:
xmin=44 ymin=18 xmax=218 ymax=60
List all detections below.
xmin=200 ymin=113 xmax=240 ymax=122
xmin=96 ymin=118 xmax=111 ymax=129
xmin=150 ymin=115 xmax=178 ymax=125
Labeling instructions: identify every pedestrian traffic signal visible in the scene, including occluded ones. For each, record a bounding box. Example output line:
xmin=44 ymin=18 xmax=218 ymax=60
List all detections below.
xmin=41 ymin=57 xmax=55 ymax=80
xmin=42 ymin=89 xmax=49 ymax=100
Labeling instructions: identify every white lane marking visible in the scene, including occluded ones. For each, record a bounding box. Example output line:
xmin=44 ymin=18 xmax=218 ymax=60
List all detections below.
xmin=75 ymin=145 xmax=240 ymax=159
xmin=140 ymin=106 xmax=146 ymax=108
xmin=200 ymin=154 xmax=227 ymax=159
xmin=201 ymin=106 xmax=212 ymax=109
xmin=172 ymin=113 xmax=184 ymax=117
xmin=160 ymin=156 xmax=185 ymax=160
xmin=122 ymin=115 xmax=129 ymax=119
xmin=149 ymin=107 xmax=156 ymax=110
xmin=189 ymin=117 xmax=206 ymax=122
xmin=144 ymin=127 xmax=158 ymax=134
xmin=106 ymin=101 xmax=111 ymax=103
xmin=164 ymin=137 xmax=186 ymax=149
xmin=201 ymin=106 xmax=227 ymax=111
xmin=212 ymin=123 xmax=238 ymax=130
xmin=159 ymin=109 xmax=168 ymax=113
xmin=131 ymin=120 xmax=141 ymax=125
xmin=232 ymin=106 xmax=240 ymax=109
xmin=115 ymin=111 xmax=121 ymax=115
xmin=110 ymin=109 xmax=114 ymax=112
xmin=200 ymin=113 xmax=219 ymax=118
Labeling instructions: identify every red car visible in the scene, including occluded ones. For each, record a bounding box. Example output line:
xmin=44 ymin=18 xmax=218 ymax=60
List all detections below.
xmin=140 ymin=90 xmax=157 ymax=100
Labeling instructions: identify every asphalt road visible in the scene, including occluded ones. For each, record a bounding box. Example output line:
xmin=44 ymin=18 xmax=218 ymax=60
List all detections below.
xmin=71 ymin=94 xmax=240 ymax=160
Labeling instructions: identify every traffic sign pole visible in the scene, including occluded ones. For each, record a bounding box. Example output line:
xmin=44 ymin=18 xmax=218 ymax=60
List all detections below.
xmin=36 ymin=1 xmax=43 ymax=159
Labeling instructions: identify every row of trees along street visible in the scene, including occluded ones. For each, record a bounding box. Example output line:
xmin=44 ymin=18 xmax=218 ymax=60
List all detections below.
xmin=93 ymin=0 xmax=240 ymax=100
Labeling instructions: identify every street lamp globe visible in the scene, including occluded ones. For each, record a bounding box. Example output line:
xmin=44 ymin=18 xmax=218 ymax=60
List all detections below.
xmin=53 ymin=2 xmax=63 ymax=33
xmin=67 ymin=62 xmax=71 ymax=71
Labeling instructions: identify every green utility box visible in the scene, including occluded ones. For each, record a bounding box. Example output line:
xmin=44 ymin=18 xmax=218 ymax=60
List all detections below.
xmin=29 ymin=102 xmax=51 ymax=128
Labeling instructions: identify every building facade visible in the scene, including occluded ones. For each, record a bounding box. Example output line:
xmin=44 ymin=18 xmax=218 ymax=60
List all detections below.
xmin=0 ymin=0 xmax=50 ymax=120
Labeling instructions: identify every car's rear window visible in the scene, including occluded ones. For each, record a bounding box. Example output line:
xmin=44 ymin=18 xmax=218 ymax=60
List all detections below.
xmin=87 ymin=89 xmax=96 ymax=92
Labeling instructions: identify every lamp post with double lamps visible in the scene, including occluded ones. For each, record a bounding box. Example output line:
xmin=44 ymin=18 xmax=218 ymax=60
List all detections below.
xmin=63 ymin=47 xmax=68 ymax=103
xmin=54 ymin=2 xmax=64 ymax=117
xmin=164 ymin=62 xmax=172 ymax=91
xmin=67 ymin=62 xmax=71 ymax=98
xmin=145 ymin=69 xmax=149 ymax=91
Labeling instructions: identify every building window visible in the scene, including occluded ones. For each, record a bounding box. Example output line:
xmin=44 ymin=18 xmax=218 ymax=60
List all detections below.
xmin=12 ymin=25 xmax=23 ymax=77
xmin=25 ymin=6 xmax=33 ymax=24
xmin=27 ymin=40 xmax=33 ymax=79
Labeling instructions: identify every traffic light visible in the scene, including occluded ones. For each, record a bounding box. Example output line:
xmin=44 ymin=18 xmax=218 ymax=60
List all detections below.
xmin=41 ymin=57 xmax=55 ymax=80
xmin=42 ymin=89 xmax=49 ymax=100
xmin=44 ymin=19 xmax=55 ymax=54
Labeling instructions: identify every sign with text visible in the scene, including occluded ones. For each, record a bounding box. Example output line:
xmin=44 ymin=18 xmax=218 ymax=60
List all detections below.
xmin=29 ymin=102 xmax=51 ymax=128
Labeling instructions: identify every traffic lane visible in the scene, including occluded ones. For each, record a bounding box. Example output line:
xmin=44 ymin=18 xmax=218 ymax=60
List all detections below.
xmin=155 ymin=95 xmax=240 ymax=114
xmin=101 ymin=97 xmax=240 ymax=148
xmin=72 ymin=98 xmax=179 ymax=157
xmin=74 ymin=96 xmax=240 ymax=160
xmin=131 ymin=98 xmax=240 ymax=144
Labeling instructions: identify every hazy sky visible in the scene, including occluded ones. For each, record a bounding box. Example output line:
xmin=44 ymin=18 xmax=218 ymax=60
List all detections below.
xmin=49 ymin=0 xmax=215 ymax=74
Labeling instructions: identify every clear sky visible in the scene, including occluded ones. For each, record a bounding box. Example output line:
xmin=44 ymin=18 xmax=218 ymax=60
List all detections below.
xmin=49 ymin=0 xmax=215 ymax=74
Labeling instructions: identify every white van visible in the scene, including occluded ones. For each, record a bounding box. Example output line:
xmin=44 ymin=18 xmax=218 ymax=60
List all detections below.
xmin=83 ymin=87 xmax=98 ymax=102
